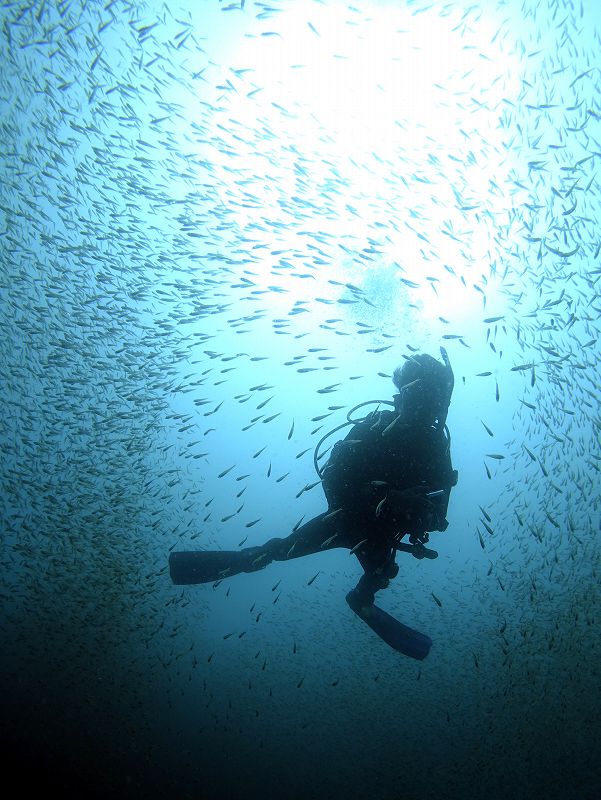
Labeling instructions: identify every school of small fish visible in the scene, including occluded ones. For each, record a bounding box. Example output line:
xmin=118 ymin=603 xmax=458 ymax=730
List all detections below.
xmin=0 ymin=0 xmax=599 ymax=796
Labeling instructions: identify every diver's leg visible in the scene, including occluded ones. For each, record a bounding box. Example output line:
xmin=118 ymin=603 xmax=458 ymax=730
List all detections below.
xmin=259 ymin=510 xmax=352 ymax=562
xmin=347 ymin=545 xmax=399 ymax=612
xmin=169 ymin=511 xmax=349 ymax=585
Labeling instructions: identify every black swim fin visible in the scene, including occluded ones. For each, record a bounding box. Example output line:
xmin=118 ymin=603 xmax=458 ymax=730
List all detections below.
xmin=346 ymin=590 xmax=432 ymax=660
xmin=169 ymin=547 xmax=265 ymax=585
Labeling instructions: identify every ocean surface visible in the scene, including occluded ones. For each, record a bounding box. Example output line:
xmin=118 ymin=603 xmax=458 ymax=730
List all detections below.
xmin=1 ymin=1 xmax=600 ymax=798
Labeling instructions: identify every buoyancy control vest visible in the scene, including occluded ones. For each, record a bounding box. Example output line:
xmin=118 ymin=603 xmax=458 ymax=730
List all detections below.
xmin=321 ymin=408 xmax=458 ymax=533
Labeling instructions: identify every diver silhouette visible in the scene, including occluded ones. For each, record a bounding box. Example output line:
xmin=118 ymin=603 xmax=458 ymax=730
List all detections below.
xmin=169 ymin=348 xmax=458 ymax=659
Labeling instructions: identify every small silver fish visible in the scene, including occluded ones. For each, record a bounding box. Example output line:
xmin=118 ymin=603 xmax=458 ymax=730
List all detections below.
xmin=349 ymin=538 xmax=369 ymax=555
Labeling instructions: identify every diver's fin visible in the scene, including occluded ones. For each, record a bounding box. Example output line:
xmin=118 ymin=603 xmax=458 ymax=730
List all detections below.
xmin=346 ymin=590 xmax=432 ymax=660
xmin=169 ymin=550 xmax=241 ymax=585
xmin=169 ymin=546 xmax=267 ymax=584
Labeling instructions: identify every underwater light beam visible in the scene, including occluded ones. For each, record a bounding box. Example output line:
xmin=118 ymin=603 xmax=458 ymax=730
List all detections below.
xmin=184 ymin=1 xmax=523 ymax=327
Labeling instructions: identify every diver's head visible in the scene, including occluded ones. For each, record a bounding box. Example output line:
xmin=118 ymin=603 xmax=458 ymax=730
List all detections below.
xmin=392 ymin=349 xmax=454 ymax=428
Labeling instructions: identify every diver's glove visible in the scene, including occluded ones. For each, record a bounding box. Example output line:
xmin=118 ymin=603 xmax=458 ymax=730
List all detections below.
xmin=409 ymin=543 xmax=438 ymax=560
xmin=395 ymin=539 xmax=439 ymax=560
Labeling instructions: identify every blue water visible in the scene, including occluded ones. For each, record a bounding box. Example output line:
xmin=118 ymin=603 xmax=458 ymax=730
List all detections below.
xmin=1 ymin=1 xmax=600 ymax=798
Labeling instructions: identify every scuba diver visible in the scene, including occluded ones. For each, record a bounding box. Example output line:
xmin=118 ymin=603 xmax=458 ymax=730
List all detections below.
xmin=169 ymin=348 xmax=458 ymax=659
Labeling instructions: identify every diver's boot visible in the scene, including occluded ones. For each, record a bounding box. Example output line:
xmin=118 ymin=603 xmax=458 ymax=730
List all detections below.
xmin=346 ymin=579 xmax=377 ymax=619
xmin=346 ymin=563 xmax=397 ymax=618
xmin=346 ymin=588 xmax=374 ymax=619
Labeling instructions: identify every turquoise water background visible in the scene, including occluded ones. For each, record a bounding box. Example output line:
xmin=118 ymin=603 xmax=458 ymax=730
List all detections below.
xmin=1 ymin=1 xmax=600 ymax=798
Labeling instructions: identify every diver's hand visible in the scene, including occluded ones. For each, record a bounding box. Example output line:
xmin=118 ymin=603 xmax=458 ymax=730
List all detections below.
xmin=409 ymin=542 xmax=438 ymax=560
xmin=395 ymin=541 xmax=439 ymax=560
